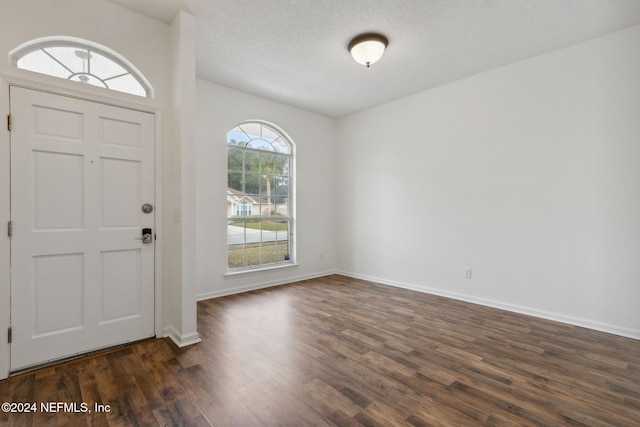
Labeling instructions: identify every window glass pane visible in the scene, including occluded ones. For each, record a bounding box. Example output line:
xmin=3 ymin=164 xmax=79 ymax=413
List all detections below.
xmin=227 ymin=247 xmax=246 ymax=269
xmin=91 ymin=51 xmax=128 ymax=80
xmin=260 ymin=153 xmax=275 ymax=174
xmin=106 ymin=74 xmax=146 ymax=97
xmin=261 ymin=247 xmax=277 ymax=265
xmin=256 ymin=192 xmax=265 ymax=217
xmin=261 ymin=126 xmax=280 ymax=142
xmin=275 ymin=220 xmax=290 ymax=241
xmin=239 ymin=123 xmax=261 ymax=139
xmin=274 ymin=182 xmax=289 ymax=199
xmin=44 ymin=47 xmax=86 ymax=73
xmin=258 ymin=176 xmax=266 ymax=201
xmin=275 ymin=220 xmax=290 ymax=262
xmin=17 ymin=50 xmax=70 ymax=79
xmin=228 ymin=219 xmax=272 ymax=268
xmin=256 ymin=219 xmax=290 ymax=265
xmin=227 ymin=148 xmax=243 ymax=172
xmin=272 ymin=137 xmax=290 ymax=154
xmin=275 ymin=185 xmax=289 ymax=208
xmin=228 ymin=128 xmax=250 ymax=145
xmin=246 ymin=138 xmax=275 ymax=151
xmin=245 ymin=151 xmax=260 ymax=173
xmin=275 ymin=155 xmax=289 ymax=176
xmin=248 ymin=197 xmax=259 ymax=217
xmin=227 ymin=220 xmax=246 ymax=269
xmin=262 ymin=176 xmax=277 ymax=216
xmin=227 ymin=172 xmax=243 ymax=193
xmin=244 ymin=174 xmax=260 ymax=195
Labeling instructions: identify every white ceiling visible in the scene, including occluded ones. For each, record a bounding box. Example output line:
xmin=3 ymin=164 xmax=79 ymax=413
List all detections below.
xmin=107 ymin=0 xmax=640 ymax=118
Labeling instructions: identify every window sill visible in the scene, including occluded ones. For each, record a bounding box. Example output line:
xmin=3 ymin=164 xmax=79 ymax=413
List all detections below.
xmin=224 ymin=263 xmax=299 ymax=279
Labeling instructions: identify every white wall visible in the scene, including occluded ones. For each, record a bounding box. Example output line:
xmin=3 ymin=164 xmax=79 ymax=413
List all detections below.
xmin=196 ymin=80 xmax=337 ymax=298
xmin=337 ymin=25 xmax=640 ymax=338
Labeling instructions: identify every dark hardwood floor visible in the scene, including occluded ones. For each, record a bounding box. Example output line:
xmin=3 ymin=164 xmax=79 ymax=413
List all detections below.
xmin=1 ymin=274 xmax=639 ymax=426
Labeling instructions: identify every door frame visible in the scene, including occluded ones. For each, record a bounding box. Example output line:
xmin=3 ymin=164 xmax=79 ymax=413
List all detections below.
xmin=0 ymin=75 xmax=164 ymax=379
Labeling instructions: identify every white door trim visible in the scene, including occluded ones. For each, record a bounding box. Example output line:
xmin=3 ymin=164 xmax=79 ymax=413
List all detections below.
xmin=0 ymin=75 xmax=164 ymax=379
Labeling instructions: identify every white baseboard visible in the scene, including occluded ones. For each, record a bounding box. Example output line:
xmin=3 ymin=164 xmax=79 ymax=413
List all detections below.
xmin=164 ymin=327 xmax=201 ymax=348
xmin=336 ymin=270 xmax=640 ymax=341
xmin=197 ymin=270 xmax=336 ymax=301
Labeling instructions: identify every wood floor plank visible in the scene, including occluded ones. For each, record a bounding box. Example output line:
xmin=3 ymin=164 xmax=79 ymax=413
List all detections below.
xmin=1 ymin=274 xmax=639 ymax=426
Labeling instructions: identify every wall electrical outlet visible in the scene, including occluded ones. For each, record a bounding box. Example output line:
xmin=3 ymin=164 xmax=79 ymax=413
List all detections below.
xmin=464 ymin=268 xmax=472 ymax=279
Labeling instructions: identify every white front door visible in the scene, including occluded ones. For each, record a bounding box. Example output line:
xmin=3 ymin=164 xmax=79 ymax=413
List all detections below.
xmin=9 ymin=87 xmax=155 ymax=371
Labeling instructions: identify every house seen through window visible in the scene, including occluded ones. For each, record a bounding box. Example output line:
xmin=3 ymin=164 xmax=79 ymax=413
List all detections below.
xmin=227 ymin=121 xmax=294 ymax=271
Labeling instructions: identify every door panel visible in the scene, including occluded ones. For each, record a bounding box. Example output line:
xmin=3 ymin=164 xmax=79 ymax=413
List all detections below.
xmin=33 ymin=151 xmax=85 ymax=229
xmin=101 ymin=249 xmax=141 ymax=322
xmin=33 ymin=105 xmax=84 ymax=140
xmin=33 ymin=253 xmax=84 ymax=336
xmin=10 ymin=87 xmax=155 ymax=371
xmin=102 ymin=158 xmax=141 ymax=227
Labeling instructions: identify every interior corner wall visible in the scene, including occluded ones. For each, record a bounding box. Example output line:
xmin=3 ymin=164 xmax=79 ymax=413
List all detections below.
xmin=195 ymin=80 xmax=337 ymax=299
xmin=336 ymin=24 xmax=640 ymax=338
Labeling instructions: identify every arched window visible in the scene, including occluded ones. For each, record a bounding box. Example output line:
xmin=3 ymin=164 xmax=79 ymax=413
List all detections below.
xmin=227 ymin=121 xmax=294 ymax=271
xmin=10 ymin=36 xmax=153 ymax=97
xmin=235 ymin=199 xmax=253 ymax=217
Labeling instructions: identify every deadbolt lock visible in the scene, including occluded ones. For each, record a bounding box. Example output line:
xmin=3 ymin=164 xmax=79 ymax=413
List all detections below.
xmin=136 ymin=228 xmax=153 ymax=244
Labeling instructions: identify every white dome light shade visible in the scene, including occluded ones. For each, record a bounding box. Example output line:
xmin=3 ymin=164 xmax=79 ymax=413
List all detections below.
xmin=348 ymin=33 xmax=388 ymax=68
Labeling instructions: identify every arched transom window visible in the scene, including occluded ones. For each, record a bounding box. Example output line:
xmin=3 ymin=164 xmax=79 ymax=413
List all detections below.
xmin=227 ymin=121 xmax=294 ymax=272
xmin=10 ymin=37 xmax=152 ymax=97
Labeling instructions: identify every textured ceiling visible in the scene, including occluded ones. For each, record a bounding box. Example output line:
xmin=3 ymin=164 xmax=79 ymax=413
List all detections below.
xmin=107 ymin=0 xmax=640 ymax=118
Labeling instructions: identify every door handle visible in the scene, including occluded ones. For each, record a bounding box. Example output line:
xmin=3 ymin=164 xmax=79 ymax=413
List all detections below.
xmin=136 ymin=228 xmax=153 ymax=244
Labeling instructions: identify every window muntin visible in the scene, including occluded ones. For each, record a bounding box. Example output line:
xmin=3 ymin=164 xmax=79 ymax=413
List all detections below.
xmin=11 ymin=38 xmax=152 ymax=97
xmin=227 ymin=122 xmax=293 ymax=271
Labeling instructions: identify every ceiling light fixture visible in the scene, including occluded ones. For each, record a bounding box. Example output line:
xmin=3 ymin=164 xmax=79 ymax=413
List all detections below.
xmin=348 ymin=33 xmax=388 ymax=68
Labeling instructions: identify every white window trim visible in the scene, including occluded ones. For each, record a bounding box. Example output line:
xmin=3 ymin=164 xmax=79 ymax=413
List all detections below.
xmin=224 ymin=262 xmax=299 ymax=278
